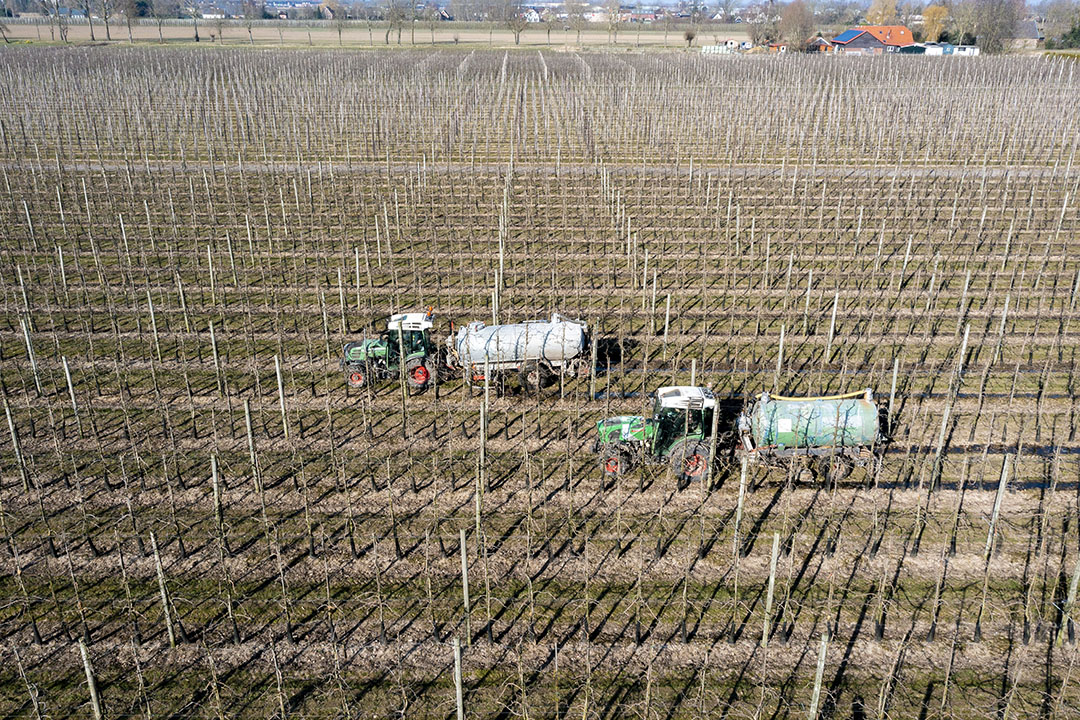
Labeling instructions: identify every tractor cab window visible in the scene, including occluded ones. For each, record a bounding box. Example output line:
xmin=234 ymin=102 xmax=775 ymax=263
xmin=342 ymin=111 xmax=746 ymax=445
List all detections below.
xmin=381 ymin=330 xmax=400 ymax=357
xmin=383 ymin=329 xmax=428 ymax=357
xmin=402 ymin=330 xmax=427 ymax=354
xmin=653 ymin=402 xmax=711 ymax=444
xmin=653 ymin=404 xmax=686 ymax=449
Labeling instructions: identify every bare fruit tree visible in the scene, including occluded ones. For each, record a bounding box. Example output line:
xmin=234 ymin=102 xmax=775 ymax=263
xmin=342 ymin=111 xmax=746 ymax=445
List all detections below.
xmin=780 ymin=0 xmax=815 ymax=50
xmin=974 ymin=0 xmax=1019 ymax=52
xmin=151 ymin=0 xmax=176 ymax=42
xmin=244 ymin=0 xmax=264 ymax=44
xmin=121 ymin=0 xmax=139 ymax=41
xmin=605 ymin=0 xmax=621 ymax=43
xmin=384 ymin=0 xmax=406 ymax=43
xmin=97 ymin=0 xmax=113 ymax=39
xmin=865 ymin=0 xmax=897 ymax=24
xmin=502 ymin=0 xmax=528 ymax=45
xmin=564 ymin=0 xmax=585 ymax=44
xmin=747 ymin=1 xmax=779 ymax=44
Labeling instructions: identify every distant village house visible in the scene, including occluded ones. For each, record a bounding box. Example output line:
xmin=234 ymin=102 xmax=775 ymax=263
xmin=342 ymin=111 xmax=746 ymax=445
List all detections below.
xmin=830 ymin=25 xmax=915 ymax=54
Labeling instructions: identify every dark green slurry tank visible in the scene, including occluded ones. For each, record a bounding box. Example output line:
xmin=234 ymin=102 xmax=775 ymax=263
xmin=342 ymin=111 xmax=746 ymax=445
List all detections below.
xmin=739 ymin=389 xmax=881 ymax=455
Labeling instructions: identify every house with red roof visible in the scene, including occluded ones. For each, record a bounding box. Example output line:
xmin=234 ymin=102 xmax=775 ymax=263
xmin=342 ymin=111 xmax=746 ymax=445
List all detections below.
xmin=831 ymin=25 xmax=915 ymax=54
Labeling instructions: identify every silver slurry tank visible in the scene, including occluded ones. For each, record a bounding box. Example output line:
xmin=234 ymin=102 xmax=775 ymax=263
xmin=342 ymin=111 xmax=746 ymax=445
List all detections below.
xmin=453 ymin=313 xmax=588 ymax=371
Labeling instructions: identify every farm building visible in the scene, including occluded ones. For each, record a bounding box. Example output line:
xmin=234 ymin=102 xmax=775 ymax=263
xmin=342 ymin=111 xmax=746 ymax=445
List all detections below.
xmin=807 ymin=35 xmax=834 ymax=52
xmin=1006 ymin=19 xmax=1044 ymax=50
xmin=831 ymin=25 xmax=915 ymax=54
xmin=910 ymin=42 xmax=981 ymax=56
xmin=702 ymin=39 xmax=740 ymax=54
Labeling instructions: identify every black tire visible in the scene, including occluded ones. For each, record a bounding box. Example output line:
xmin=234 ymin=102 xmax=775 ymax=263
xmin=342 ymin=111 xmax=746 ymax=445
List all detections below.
xmin=519 ymin=361 xmax=551 ymax=394
xmin=405 ymin=358 xmax=433 ymax=394
xmin=601 ymin=450 xmax=632 ymax=479
xmin=815 ymin=455 xmax=854 ymax=485
xmin=345 ymin=368 xmax=367 ymax=388
xmin=669 ymin=440 xmax=712 ymax=489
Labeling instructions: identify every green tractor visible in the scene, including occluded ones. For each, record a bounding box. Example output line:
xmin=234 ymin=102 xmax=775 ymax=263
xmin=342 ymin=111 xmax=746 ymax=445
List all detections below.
xmin=593 ymin=386 xmax=720 ymax=489
xmin=341 ymin=309 xmax=439 ymax=394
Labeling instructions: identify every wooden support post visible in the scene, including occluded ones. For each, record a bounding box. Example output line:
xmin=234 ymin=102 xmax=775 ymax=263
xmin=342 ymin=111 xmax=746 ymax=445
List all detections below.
xmin=274 ymin=355 xmax=289 ymax=440
xmin=734 ymin=456 xmax=748 ymax=556
xmin=662 ymin=293 xmax=671 ymax=348
xmin=57 ymin=244 xmax=68 ymax=299
xmin=887 ymin=357 xmax=899 ymax=434
xmin=479 ymin=403 xmax=487 ymax=496
xmin=62 ymin=356 xmax=82 ymax=436
xmin=824 ymin=291 xmax=838 ymax=363
xmin=150 ymin=530 xmax=177 ymax=647
xmin=209 ymin=321 xmax=224 ymax=397
xmin=454 ymin=637 xmax=465 ymax=720
xmin=975 ymin=455 xmax=1011 ymax=640
xmin=4 ymin=397 xmax=30 ymax=492
xmin=20 ymin=319 xmax=41 ymax=396
xmin=762 ymin=532 xmax=779 ymax=648
xmin=460 ymin=528 xmax=471 ymax=646
xmin=984 ymin=455 xmax=1010 ymax=561
xmin=589 ymin=333 xmax=598 ymax=399
xmin=807 ymin=630 xmax=829 ymax=720
xmin=932 ymin=403 xmax=952 ymax=488
xmin=147 ymin=289 xmax=162 ymax=364
xmin=773 ymin=324 xmax=784 ymax=393
xmin=1058 ymin=558 xmax=1080 ymax=646
xmin=211 ymin=455 xmax=227 ymax=555
xmin=244 ymin=399 xmax=261 ymax=494
xmin=79 ymin=640 xmax=103 ymax=720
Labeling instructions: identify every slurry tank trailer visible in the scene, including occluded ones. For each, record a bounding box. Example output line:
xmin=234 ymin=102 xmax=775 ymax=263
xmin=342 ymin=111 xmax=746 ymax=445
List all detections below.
xmin=737 ymin=389 xmax=884 ymax=482
xmin=446 ymin=313 xmax=590 ymax=393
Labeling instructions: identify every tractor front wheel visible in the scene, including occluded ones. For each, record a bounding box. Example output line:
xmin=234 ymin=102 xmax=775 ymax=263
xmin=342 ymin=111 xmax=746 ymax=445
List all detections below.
xmin=601 ymin=450 xmax=632 ymax=480
xmin=669 ymin=440 xmax=711 ymax=490
xmin=345 ymin=369 xmax=367 ymax=388
xmin=405 ymin=358 xmax=434 ymax=395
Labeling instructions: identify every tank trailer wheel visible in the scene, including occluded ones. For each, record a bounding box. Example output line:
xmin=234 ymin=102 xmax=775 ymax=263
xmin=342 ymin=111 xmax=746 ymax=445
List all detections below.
xmin=346 ymin=369 xmax=367 ymax=388
xmin=670 ymin=440 xmax=711 ymax=490
xmin=519 ymin=361 xmax=551 ymax=395
xmin=405 ymin=358 xmax=434 ymax=395
xmin=815 ymin=455 xmax=854 ymax=486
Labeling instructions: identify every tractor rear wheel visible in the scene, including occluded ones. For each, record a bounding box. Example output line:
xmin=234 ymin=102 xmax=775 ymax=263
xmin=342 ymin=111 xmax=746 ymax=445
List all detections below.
xmin=669 ymin=440 xmax=711 ymax=490
xmin=345 ymin=369 xmax=367 ymax=388
xmin=405 ymin=358 xmax=434 ymax=394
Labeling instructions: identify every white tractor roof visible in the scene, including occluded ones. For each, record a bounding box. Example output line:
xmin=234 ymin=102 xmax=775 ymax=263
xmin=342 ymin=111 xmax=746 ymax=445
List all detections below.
xmin=655 ymin=386 xmax=716 ymax=410
xmin=386 ymin=310 xmax=434 ymax=332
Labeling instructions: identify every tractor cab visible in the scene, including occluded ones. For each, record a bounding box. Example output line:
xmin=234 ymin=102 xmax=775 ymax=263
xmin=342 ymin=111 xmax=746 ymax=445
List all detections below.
xmin=382 ymin=311 xmax=436 ymax=358
xmin=650 ymin=386 xmax=716 ymax=456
